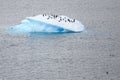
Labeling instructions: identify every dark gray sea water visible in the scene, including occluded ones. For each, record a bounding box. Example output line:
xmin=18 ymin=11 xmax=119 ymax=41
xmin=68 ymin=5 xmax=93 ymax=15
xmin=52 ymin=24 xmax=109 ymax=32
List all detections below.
xmin=0 ymin=0 xmax=120 ymax=80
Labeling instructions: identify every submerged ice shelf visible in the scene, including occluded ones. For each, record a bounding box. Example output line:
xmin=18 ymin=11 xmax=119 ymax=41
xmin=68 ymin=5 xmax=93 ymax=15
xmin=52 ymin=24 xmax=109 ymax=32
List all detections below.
xmin=9 ymin=14 xmax=85 ymax=33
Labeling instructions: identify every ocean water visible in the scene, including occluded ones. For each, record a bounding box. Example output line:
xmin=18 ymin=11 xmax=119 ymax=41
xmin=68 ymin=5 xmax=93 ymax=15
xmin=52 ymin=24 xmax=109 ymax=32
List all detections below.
xmin=0 ymin=0 xmax=120 ymax=80
xmin=0 ymin=27 xmax=120 ymax=80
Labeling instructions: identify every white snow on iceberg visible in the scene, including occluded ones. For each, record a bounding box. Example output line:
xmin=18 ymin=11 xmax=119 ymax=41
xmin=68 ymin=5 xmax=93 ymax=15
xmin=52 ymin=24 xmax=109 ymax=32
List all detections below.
xmin=9 ymin=14 xmax=85 ymax=33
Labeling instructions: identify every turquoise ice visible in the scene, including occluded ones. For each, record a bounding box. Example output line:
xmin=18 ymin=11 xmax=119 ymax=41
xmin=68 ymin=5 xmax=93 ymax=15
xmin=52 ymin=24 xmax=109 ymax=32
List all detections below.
xmin=10 ymin=19 xmax=69 ymax=33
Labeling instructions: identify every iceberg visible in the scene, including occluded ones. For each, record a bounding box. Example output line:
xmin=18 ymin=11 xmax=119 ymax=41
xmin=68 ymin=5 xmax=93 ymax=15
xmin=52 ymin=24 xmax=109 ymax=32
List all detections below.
xmin=9 ymin=14 xmax=85 ymax=33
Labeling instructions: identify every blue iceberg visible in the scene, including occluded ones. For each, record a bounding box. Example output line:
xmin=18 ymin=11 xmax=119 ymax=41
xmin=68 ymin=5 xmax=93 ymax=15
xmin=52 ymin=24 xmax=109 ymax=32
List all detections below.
xmin=9 ymin=14 xmax=84 ymax=33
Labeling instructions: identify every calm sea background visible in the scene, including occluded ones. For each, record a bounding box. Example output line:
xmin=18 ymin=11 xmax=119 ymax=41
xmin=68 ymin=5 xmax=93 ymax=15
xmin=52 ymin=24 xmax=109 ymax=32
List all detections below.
xmin=0 ymin=0 xmax=120 ymax=80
